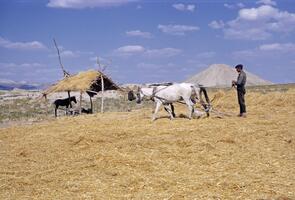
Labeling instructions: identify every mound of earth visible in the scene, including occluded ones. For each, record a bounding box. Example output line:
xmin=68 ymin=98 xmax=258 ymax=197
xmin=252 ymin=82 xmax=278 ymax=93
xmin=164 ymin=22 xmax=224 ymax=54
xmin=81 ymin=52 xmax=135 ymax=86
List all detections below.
xmin=185 ymin=64 xmax=272 ymax=87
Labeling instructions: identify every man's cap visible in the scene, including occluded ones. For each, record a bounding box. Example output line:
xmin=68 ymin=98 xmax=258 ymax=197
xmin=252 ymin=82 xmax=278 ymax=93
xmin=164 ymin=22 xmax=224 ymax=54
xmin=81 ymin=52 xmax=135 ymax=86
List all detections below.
xmin=235 ymin=64 xmax=243 ymax=69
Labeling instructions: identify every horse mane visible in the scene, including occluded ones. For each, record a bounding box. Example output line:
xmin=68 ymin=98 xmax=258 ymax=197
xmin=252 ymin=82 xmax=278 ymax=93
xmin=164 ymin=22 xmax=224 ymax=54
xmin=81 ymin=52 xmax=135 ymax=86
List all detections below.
xmin=147 ymin=82 xmax=173 ymax=87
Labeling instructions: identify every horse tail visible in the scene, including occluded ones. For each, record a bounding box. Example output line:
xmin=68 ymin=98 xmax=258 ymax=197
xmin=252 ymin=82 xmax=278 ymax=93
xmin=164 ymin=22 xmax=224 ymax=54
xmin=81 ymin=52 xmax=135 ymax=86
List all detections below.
xmin=53 ymin=100 xmax=59 ymax=109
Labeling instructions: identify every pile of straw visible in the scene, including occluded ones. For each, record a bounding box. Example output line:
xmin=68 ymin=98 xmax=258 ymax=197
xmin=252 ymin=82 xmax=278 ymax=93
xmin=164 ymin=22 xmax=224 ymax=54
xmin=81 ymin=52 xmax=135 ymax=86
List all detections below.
xmin=0 ymin=87 xmax=294 ymax=199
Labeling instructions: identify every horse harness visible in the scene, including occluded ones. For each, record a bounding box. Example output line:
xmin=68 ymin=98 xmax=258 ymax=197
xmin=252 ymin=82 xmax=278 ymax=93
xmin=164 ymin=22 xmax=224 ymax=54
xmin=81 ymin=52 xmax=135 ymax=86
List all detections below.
xmin=150 ymin=85 xmax=199 ymax=105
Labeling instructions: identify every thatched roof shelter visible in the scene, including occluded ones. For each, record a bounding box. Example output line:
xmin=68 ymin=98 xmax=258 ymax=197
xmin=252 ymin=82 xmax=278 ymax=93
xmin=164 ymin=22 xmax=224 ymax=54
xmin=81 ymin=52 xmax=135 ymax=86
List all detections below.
xmin=44 ymin=70 xmax=120 ymax=95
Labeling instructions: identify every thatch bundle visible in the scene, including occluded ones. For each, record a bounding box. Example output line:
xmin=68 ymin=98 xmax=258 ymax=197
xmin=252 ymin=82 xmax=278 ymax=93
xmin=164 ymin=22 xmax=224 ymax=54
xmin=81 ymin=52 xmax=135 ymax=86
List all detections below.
xmin=44 ymin=70 xmax=120 ymax=95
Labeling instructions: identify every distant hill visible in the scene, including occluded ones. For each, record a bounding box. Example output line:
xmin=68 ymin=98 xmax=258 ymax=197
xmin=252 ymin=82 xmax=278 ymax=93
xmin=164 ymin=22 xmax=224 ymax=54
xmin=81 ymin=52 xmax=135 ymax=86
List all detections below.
xmin=185 ymin=64 xmax=273 ymax=87
xmin=0 ymin=79 xmax=45 ymax=90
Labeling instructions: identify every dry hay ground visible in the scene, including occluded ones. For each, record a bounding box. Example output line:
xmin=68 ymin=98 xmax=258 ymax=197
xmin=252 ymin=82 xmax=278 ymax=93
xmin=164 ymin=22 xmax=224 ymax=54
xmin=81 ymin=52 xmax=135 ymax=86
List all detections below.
xmin=0 ymin=88 xmax=295 ymax=200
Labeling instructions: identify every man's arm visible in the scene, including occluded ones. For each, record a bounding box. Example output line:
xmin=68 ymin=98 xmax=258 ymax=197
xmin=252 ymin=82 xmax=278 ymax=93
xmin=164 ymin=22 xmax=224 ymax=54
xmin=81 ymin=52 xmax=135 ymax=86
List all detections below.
xmin=232 ymin=80 xmax=237 ymax=87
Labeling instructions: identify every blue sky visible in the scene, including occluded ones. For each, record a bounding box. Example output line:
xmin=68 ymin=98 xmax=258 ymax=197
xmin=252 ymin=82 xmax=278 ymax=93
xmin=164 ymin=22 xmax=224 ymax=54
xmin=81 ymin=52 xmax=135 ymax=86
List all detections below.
xmin=0 ymin=0 xmax=295 ymax=85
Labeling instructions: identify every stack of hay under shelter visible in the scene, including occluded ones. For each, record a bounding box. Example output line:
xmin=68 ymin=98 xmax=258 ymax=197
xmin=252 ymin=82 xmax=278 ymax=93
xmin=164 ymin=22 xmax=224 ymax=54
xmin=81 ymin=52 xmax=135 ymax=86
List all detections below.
xmin=43 ymin=70 xmax=121 ymax=114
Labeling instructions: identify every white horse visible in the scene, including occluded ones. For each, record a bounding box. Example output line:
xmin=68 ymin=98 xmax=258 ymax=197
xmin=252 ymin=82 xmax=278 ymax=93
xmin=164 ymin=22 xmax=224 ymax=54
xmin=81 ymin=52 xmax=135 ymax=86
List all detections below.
xmin=130 ymin=83 xmax=210 ymax=121
xmin=128 ymin=85 xmax=176 ymax=117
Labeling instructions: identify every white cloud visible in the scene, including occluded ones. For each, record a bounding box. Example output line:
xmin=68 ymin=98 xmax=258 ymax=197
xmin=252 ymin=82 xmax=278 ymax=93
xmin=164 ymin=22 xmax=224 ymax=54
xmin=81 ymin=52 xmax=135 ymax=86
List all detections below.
xmin=172 ymin=3 xmax=186 ymax=11
xmin=0 ymin=36 xmax=47 ymax=50
xmin=126 ymin=30 xmax=152 ymax=38
xmin=49 ymin=46 xmax=93 ymax=58
xmin=172 ymin=3 xmax=185 ymax=11
xmin=20 ymin=63 xmax=45 ymax=68
xmin=50 ymin=45 xmax=73 ymax=57
xmin=47 ymin=0 xmax=138 ymax=9
xmin=211 ymin=5 xmax=295 ymax=40
xmin=115 ymin=45 xmax=145 ymax=55
xmin=60 ymin=50 xmax=78 ymax=57
xmin=232 ymin=49 xmax=258 ymax=59
xmin=239 ymin=5 xmax=277 ymax=21
xmin=256 ymin=0 xmax=277 ymax=6
xmin=172 ymin=3 xmax=195 ymax=12
xmin=224 ymin=3 xmax=245 ymax=9
xmin=233 ymin=42 xmax=295 ymax=59
xmin=114 ymin=45 xmax=182 ymax=58
xmin=187 ymin=5 xmax=195 ymax=12
xmin=145 ymin=48 xmax=182 ymax=58
xmin=259 ymin=43 xmax=295 ymax=51
xmin=237 ymin=3 xmax=246 ymax=8
xmin=158 ymin=24 xmax=199 ymax=36
xmin=0 ymin=62 xmax=51 ymax=72
xmin=0 ymin=62 xmax=60 ymax=83
xmin=224 ymin=3 xmax=235 ymax=9
xmin=209 ymin=20 xmax=225 ymax=29
xmin=224 ymin=26 xmax=272 ymax=40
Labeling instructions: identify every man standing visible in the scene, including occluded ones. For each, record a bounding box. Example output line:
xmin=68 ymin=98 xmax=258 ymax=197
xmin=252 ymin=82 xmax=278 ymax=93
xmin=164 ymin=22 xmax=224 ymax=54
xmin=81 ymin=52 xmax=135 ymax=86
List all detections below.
xmin=232 ymin=64 xmax=247 ymax=117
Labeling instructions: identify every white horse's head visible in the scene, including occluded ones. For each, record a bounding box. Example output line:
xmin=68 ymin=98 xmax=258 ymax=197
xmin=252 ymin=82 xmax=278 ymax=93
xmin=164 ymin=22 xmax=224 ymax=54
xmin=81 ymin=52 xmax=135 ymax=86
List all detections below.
xmin=127 ymin=87 xmax=145 ymax=104
xmin=135 ymin=87 xmax=144 ymax=104
xmin=135 ymin=87 xmax=155 ymax=104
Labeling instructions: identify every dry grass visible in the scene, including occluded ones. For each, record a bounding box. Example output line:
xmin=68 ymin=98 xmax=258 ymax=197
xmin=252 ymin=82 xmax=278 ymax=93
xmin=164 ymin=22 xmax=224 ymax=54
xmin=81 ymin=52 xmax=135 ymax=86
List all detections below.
xmin=0 ymin=87 xmax=295 ymax=200
xmin=0 ymin=98 xmax=52 ymax=124
xmin=0 ymin=96 xmax=151 ymax=125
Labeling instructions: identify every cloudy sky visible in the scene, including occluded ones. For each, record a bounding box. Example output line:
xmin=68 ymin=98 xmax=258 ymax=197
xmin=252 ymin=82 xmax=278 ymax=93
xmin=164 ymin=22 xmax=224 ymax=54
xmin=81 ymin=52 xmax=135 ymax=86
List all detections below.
xmin=0 ymin=0 xmax=295 ymax=84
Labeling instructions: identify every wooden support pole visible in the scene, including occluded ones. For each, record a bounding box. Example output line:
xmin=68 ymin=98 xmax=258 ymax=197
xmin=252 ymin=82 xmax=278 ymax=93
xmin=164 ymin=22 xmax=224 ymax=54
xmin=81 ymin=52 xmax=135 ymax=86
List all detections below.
xmin=43 ymin=94 xmax=49 ymax=115
xmin=68 ymin=90 xmax=71 ymax=106
xmin=79 ymin=91 xmax=82 ymax=114
xmin=90 ymin=95 xmax=93 ymax=113
xmin=101 ymin=75 xmax=104 ymax=113
xmin=67 ymin=90 xmax=71 ymax=115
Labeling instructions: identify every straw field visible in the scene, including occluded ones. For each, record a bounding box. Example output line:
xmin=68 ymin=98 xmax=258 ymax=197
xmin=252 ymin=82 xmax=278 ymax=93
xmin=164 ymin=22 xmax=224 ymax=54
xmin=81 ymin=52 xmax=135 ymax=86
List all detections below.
xmin=0 ymin=86 xmax=295 ymax=199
